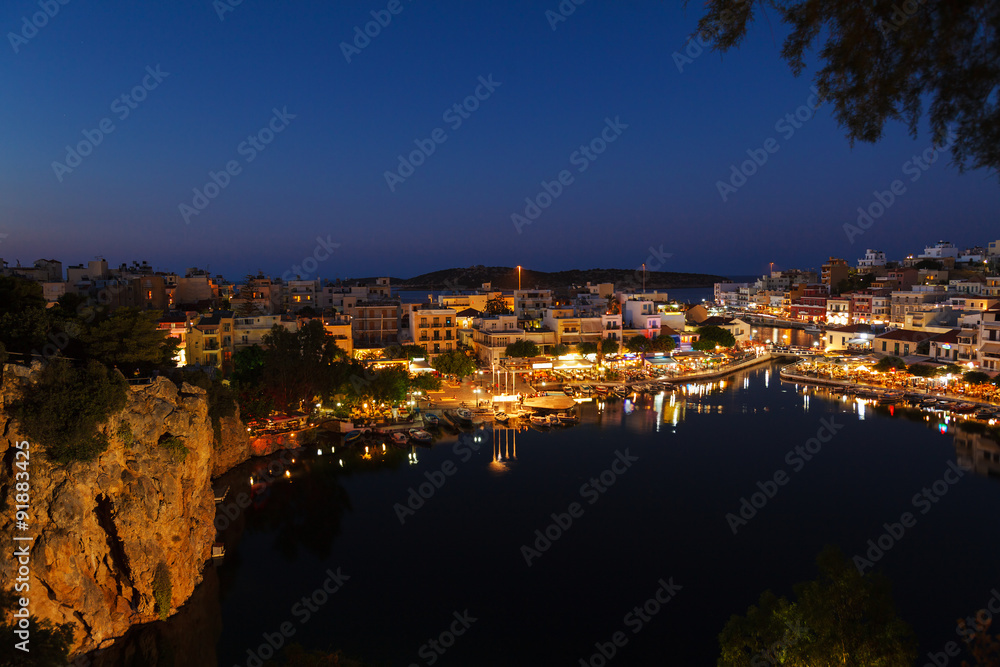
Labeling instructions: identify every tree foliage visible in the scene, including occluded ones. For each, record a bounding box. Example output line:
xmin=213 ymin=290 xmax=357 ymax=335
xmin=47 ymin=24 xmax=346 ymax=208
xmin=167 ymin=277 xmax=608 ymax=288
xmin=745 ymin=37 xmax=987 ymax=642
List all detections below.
xmin=694 ymin=0 xmax=1000 ymax=175
xmin=907 ymin=363 xmax=939 ymax=377
xmin=649 ymin=335 xmax=677 ymax=353
xmin=577 ymin=342 xmax=599 ymax=356
xmin=600 ymin=338 xmax=620 ymax=355
xmin=484 ymin=295 xmax=513 ymax=315
xmin=10 ymin=359 xmax=128 ymax=464
xmin=694 ymin=325 xmax=736 ymax=351
xmin=963 ymin=371 xmax=991 ymax=385
xmin=505 ymin=340 xmax=540 ymax=358
xmin=717 ymin=546 xmax=916 ymax=666
xmin=625 ymin=335 xmax=651 ymax=354
xmin=874 ymin=355 xmax=907 ymax=372
xmin=81 ymin=307 xmax=178 ymax=375
xmin=431 ymin=350 xmax=477 ymax=378
xmin=550 ymin=343 xmax=570 ymax=357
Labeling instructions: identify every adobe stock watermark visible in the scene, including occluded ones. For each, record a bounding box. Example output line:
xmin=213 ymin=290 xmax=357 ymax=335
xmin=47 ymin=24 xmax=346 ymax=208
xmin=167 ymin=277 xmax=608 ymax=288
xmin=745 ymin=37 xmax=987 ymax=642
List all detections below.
xmin=726 ymin=416 xmax=844 ymax=535
xmin=577 ymin=577 xmax=682 ymax=666
xmin=178 ymin=106 xmax=296 ymax=225
xmin=51 ymin=65 xmax=170 ymax=183
xmin=237 ymin=567 xmax=350 ymax=667
xmin=545 ymin=0 xmax=586 ymax=31
xmin=511 ymin=116 xmax=628 ymax=234
xmin=384 ymin=75 xmax=502 ymax=192
xmin=213 ymin=0 xmax=245 ymax=21
xmin=393 ymin=431 xmax=482 ymax=524
xmin=852 ymin=460 xmax=967 ymax=574
xmin=407 ymin=610 xmax=477 ymax=667
xmin=7 ymin=0 xmax=71 ymax=54
xmin=280 ymin=236 xmax=341 ymax=282
xmin=716 ymin=85 xmax=821 ymax=202
xmin=340 ymin=0 xmax=414 ymax=63
xmin=842 ymin=128 xmax=957 ymax=243
xmin=520 ymin=448 xmax=638 ymax=566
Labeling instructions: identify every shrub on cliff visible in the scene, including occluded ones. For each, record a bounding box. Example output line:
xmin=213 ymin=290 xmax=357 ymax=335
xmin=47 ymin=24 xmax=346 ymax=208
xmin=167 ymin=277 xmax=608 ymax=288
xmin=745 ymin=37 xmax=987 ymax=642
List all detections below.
xmin=152 ymin=562 xmax=172 ymax=621
xmin=10 ymin=359 xmax=128 ymax=464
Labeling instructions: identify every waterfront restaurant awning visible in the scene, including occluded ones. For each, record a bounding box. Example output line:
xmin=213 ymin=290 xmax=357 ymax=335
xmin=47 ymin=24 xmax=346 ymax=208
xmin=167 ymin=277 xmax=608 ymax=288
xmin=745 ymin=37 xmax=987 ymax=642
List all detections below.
xmin=553 ymin=359 xmax=592 ymax=370
xmin=492 ymin=394 xmax=519 ymax=403
xmin=645 ymin=356 xmax=678 ymax=365
xmin=409 ymin=359 xmax=435 ymax=373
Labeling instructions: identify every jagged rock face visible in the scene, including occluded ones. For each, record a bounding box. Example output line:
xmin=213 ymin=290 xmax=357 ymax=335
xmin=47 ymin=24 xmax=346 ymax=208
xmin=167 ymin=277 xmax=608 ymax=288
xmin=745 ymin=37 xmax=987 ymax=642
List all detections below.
xmin=0 ymin=371 xmax=223 ymax=655
xmin=212 ymin=414 xmax=251 ymax=478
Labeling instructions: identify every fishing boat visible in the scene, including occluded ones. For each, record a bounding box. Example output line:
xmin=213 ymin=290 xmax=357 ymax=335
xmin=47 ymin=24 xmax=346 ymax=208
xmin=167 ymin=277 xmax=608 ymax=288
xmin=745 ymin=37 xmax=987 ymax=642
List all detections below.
xmin=562 ymin=385 xmax=576 ymax=396
xmin=546 ymin=414 xmax=561 ymax=426
xmin=390 ymin=432 xmax=408 ymax=446
xmin=595 ymin=385 xmax=609 ymax=396
xmin=529 ymin=414 xmax=549 ymax=426
xmin=952 ymin=403 xmax=977 ymax=414
xmin=804 ymin=324 xmax=823 ymax=333
xmin=454 ymin=407 xmax=474 ymax=424
xmin=556 ymin=411 xmax=578 ymax=424
xmin=343 ymin=430 xmax=365 ymax=444
xmin=408 ymin=428 xmax=434 ymax=443
xmin=494 ymin=411 xmax=509 ymax=423
xmin=423 ymin=413 xmax=440 ymax=427
xmin=579 ymin=384 xmax=593 ymax=394
xmin=613 ymin=386 xmax=628 ymax=398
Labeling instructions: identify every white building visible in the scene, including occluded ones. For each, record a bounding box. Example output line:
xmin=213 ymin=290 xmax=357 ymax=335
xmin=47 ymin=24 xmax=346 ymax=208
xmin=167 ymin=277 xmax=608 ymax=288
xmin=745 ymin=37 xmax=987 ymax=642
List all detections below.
xmin=857 ymin=249 xmax=887 ymax=270
xmin=919 ymin=241 xmax=959 ymax=260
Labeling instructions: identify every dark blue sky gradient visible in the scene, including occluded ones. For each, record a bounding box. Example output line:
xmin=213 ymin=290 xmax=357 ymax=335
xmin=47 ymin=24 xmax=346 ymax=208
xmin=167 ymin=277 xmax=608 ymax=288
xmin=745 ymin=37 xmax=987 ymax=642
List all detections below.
xmin=2 ymin=0 xmax=996 ymax=281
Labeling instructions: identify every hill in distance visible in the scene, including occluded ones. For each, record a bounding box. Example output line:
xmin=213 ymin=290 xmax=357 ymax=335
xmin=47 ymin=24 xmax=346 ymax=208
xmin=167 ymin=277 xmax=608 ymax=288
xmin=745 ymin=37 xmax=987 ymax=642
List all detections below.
xmin=347 ymin=266 xmax=727 ymax=291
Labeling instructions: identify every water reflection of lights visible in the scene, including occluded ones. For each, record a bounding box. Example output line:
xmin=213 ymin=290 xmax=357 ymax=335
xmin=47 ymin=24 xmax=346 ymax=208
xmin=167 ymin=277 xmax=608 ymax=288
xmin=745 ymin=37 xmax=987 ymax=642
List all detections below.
xmin=624 ymin=399 xmax=634 ymax=415
xmin=317 ymin=449 xmax=322 ymax=456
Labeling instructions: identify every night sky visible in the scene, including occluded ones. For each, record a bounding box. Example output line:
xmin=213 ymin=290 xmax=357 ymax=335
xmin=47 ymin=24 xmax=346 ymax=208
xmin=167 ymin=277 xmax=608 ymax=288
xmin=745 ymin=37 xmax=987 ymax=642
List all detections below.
xmin=3 ymin=0 xmax=997 ymax=281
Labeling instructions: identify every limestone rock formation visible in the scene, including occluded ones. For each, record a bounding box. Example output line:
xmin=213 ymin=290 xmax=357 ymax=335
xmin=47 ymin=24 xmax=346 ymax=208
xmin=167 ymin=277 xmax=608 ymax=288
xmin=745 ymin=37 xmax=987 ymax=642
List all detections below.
xmin=0 ymin=369 xmax=236 ymax=655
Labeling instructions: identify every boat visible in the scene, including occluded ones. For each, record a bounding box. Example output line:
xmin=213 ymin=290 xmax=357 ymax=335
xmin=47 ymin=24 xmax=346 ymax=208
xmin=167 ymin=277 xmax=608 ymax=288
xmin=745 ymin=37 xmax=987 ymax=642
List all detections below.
xmin=529 ymin=415 xmax=549 ymax=426
xmin=562 ymin=386 xmax=576 ymax=396
xmin=408 ymin=428 xmax=434 ymax=443
xmin=595 ymin=385 xmax=609 ymax=396
xmin=494 ymin=412 xmax=509 ymax=423
xmin=613 ymin=386 xmax=628 ymax=398
xmin=556 ymin=411 xmax=578 ymax=424
xmin=804 ymin=324 xmax=822 ymax=333
xmin=579 ymin=384 xmax=593 ymax=394
xmin=454 ymin=407 xmax=474 ymax=424
xmin=343 ymin=430 xmax=365 ymax=444
xmin=952 ymin=403 xmax=977 ymax=414
xmin=974 ymin=408 xmax=995 ymax=421
xmin=546 ymin=414 xmax=561 ymax=426
xmin=390 ymin=432 xmax=408 ymax=446
xmin=423 ymin=413 xmax=440 ymax=427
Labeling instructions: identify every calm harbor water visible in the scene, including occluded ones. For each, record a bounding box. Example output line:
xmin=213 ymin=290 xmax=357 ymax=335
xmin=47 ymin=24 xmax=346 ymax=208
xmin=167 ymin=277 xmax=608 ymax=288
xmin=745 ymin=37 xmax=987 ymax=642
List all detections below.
xmin=95 ymin=362 xmax=1000 ymax=666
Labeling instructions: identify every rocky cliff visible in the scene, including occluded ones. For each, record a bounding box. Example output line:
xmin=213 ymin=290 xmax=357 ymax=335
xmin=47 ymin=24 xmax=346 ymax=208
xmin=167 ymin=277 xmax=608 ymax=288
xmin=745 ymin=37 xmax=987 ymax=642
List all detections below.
xmin=0 ymin=365 xmax=247 ymax=656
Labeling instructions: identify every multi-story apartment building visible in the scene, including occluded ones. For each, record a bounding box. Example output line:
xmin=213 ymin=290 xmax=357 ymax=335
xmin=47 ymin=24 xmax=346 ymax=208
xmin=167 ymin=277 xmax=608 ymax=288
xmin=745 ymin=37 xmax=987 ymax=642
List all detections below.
xmin=790 ymin=285 xmax=828 ymax=321
xmin=409 ymin=306 xmax=457 ymax=357
xmin=233 ymin=275 xmax=282 ymax=314
xmin=513 ymin=290 xmax=553 ymax=322
xmin=889 ymin=287 xmax=949 ymax=324
xmin=919 ymin=241 xmax=959 ymax=260
xmin=857 ymin=249 xmax=887 ymax=271
xmin=825 ymin=297 xmax=851 ymax=326
xmin=186 ymin=311 xmax=235 ymax=370
xmin=232 ymin=314 xmax=296 ymax=349
xmin=283 ymin=279 xmax=320 ymax=313
xmin=714 ymin=282 xmax=748 ymax=306
xmin=471 ymin=314 xmax=523 ymax=365
xmin=821 ymin=257 xmax=850 ymax=292
xmin=354 ymin=301 xmax=401 ymax=347
xmin=977 ymin=309 xmax=1000 ymax=371
xmin=623 ymin=300 xmax=662 ymax=336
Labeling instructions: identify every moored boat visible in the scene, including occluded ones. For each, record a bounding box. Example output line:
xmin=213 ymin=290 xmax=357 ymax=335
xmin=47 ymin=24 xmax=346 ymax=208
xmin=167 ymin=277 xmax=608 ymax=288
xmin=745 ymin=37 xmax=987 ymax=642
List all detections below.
xmin=529 ymin=414 xmax=549 ymax=426
xmin=494 ymin=411 xmax=509 ymax=423
xmin=423 ymin=413 xmax=440 ymax=427
xmin=408 ymin=428 xmax=433 ymax=443
xmin=390 ymin=432 xmax=408 ymax=446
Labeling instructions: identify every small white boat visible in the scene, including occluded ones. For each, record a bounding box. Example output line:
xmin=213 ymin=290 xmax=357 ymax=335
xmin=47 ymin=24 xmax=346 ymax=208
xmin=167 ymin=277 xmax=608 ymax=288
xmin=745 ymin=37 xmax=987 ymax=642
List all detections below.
xmin=408 ymin=428 xmax=433 ymax=443
xmin=494 ymin=412 xmax=509 ymax=423
xmin=529 ymin=415 xmax=549 ymax=426
xmin=454 ymin=407 xmax=474 ymax=424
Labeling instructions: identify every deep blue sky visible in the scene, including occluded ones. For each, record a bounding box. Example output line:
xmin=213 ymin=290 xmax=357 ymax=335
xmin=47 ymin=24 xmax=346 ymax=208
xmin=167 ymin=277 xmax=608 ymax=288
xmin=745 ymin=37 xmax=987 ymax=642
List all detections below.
xmin=2 ymin=0 xmax=996 ymax=282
